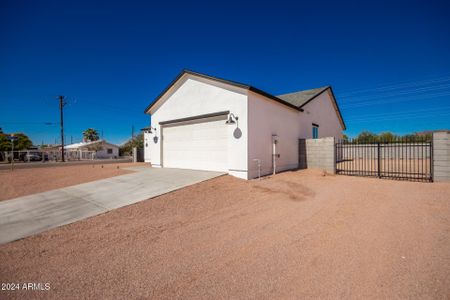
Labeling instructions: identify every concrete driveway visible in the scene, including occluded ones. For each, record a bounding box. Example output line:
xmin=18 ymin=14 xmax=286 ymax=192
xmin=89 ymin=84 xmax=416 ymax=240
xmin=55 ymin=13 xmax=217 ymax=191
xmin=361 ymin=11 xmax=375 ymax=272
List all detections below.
xmin=0 ymin=167 xmax=224 ymax=244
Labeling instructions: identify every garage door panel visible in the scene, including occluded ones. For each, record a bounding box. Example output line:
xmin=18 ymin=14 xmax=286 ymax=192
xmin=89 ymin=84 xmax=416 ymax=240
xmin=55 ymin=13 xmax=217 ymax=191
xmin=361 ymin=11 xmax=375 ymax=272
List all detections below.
xmin=162 ymin=118 xmax=228 ymax=172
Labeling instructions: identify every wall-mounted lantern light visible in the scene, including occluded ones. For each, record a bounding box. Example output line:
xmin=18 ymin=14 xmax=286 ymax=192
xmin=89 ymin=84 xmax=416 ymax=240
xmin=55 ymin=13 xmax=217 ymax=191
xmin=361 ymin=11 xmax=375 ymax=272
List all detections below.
xmin=225 ymin=113 xmax=239 ymax=125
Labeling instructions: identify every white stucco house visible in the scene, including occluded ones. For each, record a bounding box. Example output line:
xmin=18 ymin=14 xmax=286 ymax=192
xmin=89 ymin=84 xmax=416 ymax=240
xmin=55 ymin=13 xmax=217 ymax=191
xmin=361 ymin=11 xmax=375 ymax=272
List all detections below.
xmin=65 ymin=140 xmax=119 ymax=159
xmin=143 ymin=70 xmax=345 ymax=180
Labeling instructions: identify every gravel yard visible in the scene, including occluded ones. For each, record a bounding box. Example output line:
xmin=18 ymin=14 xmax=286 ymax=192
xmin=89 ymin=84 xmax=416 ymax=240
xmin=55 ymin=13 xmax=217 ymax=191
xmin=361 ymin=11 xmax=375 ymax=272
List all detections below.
xmin=0 ymin=170 xmax=449 ymax=299
xmin=0 ymin=163 xmax=145 ymax=201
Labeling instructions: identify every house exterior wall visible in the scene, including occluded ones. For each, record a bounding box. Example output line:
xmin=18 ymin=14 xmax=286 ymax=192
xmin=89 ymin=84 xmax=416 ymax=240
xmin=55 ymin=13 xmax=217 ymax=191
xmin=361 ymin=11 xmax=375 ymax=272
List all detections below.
xmin=247 ymin=90 xmax=344 ymax=179
xmin=95 ymin=146 xmax=119 ymax=159
xmin=146 ymin=75 xmax=344 ymax=180
xmin=77 ymin=143 xmax=119 ymax=159
xmin=148 ymin=75 xmax=249 ymax=179
xmin=143 ymin=132 xmax=151 ymax=162
xmin=247 ymin=91 xmax=302 ymax=179
xmin=298 ymin=90 xmax=344 ymax=140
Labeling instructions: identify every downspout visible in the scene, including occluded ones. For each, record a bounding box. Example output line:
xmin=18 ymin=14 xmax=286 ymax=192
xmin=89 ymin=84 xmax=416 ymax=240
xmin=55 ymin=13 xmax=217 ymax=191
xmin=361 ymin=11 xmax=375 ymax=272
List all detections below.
xmin=272 ymin=135 xmax=279 ymax=175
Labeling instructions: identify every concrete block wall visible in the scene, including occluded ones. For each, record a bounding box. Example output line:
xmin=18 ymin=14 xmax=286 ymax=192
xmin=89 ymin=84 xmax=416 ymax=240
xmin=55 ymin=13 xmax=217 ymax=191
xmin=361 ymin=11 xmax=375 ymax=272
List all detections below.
xmin=301 ymin=137 xmax=336 ymax=173
xmin=433 ymin=131 xmax=450 ymax=182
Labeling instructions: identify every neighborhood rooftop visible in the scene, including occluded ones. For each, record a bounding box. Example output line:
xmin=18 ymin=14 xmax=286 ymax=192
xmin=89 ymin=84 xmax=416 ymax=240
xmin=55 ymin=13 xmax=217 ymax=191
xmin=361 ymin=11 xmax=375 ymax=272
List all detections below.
xmin=65 ymin=139 xmax=113 ymax=149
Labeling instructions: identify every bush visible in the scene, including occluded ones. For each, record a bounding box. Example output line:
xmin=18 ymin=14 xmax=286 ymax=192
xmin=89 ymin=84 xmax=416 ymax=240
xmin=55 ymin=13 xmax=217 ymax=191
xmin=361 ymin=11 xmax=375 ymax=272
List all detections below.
xmin=119 ymin=134 xmax=143 ymax=156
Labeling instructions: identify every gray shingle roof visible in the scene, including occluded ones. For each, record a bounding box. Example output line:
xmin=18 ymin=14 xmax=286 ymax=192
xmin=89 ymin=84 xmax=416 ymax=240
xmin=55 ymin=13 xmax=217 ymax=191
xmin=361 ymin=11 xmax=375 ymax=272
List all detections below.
xmin=277 ymin=86 xmax=330 ymax=108
xmin=145 ymin=70 xmax=346 ymax=130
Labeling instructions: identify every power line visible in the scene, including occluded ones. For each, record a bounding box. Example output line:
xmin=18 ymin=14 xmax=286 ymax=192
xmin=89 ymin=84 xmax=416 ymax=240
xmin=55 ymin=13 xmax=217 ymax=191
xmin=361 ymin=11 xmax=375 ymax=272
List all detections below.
xmin=347 ymin=112 xmax=450 ymax=123
xmin=345 ymin=108 xmax=450 ymax=123
xmin=346 ymin=105 xmax=450 ymax=117
xmin=340 ymin=91 xmax=450 ymax=109
xmin=338 ymin=74 xmax=450 ymax=96
xmin=341 ymin=83 xmax=450 ymax=102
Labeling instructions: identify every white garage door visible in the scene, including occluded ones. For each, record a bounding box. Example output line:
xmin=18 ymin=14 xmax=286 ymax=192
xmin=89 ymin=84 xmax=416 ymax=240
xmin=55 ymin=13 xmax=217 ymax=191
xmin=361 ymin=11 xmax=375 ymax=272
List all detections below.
xmin=162 ymin=118 xmax=228 ymax=172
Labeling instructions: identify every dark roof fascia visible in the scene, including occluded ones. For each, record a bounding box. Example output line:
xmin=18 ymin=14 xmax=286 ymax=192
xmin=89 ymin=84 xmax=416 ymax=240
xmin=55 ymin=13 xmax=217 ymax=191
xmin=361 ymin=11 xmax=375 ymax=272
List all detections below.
xmin=328 ymin=86 xmax=346 ymax=130
xmin=144 ymin=70 xmax=304 ymax=114
xmin=297 ymin=86 xmax=331 ymax=109
xmin=144 ymin=70 xmax=187 ymax=114
xmin=159 ymin=110 xmax=230 ymax=126
xmin=300 ymin=86 xmax=346 ymax=130
xmin=248 ymin=87 xmax=303 ymax=112
xmin=183 ymin=70 xmax=250 ymax=90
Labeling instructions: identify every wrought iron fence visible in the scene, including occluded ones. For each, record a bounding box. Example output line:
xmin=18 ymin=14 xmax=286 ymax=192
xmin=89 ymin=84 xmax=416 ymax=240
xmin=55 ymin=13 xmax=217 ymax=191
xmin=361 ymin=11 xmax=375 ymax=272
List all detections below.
xmin=335 ymin=137 xmax=433 ymax=182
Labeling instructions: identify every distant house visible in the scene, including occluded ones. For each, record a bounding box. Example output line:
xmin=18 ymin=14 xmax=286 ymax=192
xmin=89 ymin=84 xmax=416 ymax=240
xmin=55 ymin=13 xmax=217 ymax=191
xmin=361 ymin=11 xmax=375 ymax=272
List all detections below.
xmin=65 ymin=140 xmax=119 ymax=159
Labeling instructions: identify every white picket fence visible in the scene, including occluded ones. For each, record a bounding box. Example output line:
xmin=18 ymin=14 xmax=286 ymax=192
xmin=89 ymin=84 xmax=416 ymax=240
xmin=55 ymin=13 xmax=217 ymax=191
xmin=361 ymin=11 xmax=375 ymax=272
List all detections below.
xmin=1 ymin=150 xmax=96 ymax=163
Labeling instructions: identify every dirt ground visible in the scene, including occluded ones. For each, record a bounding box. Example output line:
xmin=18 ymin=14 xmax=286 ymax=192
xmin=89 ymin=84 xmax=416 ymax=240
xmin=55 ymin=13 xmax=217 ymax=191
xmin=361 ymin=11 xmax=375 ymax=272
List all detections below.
xmin=0 ymin=163 xmax=146 ymax=201
xmin=0 ymin=170 xmax=449 ymax=299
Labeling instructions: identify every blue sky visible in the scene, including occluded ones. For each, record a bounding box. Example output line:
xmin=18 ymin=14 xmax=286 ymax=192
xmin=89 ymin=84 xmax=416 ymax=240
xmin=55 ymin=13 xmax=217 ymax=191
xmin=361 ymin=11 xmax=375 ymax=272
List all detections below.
xmin=1 ymin=0 xmax=449 ymax=145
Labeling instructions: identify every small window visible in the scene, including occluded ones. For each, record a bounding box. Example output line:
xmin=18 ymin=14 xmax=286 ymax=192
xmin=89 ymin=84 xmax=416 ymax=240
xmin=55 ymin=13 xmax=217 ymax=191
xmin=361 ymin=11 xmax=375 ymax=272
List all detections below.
xmin=107 ymin=149 xmax=113 ymax=154
xmin=312 ymin=124 xmax=319 ymax=139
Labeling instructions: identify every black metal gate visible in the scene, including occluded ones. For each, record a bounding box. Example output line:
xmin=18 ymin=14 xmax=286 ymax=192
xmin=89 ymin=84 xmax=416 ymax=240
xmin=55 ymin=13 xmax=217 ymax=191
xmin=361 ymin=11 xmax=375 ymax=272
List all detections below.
xmin=335 ymin=137 xmax=433 ymax=182
xmin=136 ymin=148 xmax=144 ymax=162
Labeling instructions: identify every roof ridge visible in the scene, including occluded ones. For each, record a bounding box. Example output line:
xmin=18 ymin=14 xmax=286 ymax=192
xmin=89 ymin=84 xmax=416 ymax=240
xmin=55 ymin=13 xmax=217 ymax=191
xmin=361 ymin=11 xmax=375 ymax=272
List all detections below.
xmin=144 ymin=69 xmax=304 ymax=113
xmin=276 ymin=85 xmax=330 ymax=97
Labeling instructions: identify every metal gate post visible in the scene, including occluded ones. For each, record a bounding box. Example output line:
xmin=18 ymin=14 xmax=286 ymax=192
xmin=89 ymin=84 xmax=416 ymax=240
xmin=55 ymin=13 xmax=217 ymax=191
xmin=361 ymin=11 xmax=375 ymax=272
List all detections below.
xmin=334 ymin=141 xmax=337 ymax=174
xmin=377 ymin=142 xmax=381 ymax=178
xmin=430 ymin=139 xmax=433 ymax=182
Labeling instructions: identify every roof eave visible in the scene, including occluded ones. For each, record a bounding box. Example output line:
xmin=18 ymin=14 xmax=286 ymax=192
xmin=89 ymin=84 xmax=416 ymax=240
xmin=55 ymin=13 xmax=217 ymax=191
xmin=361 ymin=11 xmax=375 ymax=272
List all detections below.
xmin=327 ymin=86 xmax=347 ymax=130
xmin=248 ymin=87 xmax=304 ymax=112
xmin=143 ymin=70 xmax=187 ymax=114
xmin=297 ymin=86 xmax=331 ymax=109
xmin=144 ymin=70 xmax=304 ymax=114
xmin=294 ymin=86 xmax=346 ymax=130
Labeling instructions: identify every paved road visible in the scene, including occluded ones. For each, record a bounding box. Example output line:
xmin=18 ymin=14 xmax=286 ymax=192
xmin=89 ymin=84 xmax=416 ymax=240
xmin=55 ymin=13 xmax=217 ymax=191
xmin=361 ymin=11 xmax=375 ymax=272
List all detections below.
xmin=0 ymin=158 xmax=133 ymax=171
xmin=0 ymin=167 xmax=224 ymax=244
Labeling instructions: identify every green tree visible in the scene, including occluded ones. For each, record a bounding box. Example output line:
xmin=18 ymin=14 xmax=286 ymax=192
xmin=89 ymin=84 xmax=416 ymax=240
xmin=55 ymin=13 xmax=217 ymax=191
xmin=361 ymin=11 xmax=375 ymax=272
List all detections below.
xmin=119 ymin=133 xmax=143 ymax=156
xmin=15 ymin=133 xmax=33 ymax=150
xmin=342 ymin=134 xmax=349 ymax=141
xmin=83 ymin=141 xmax=101 ymax=152
xmin=401 ymin=132 xmax=431 ymax=142
xmin=0 ymin=134 xmax=9 ymax=151
xmin=0 ymin=132 xmax=33 ymax=151
xmin=379 ymin=132 xmax=396 ymax=142
xmin=421 ymin=133 xmax=432 ymax=142
xmin=83 ymin=128 xmax=100 ymax=142
xmin=355 ymin=131 xmax=378 ymax=143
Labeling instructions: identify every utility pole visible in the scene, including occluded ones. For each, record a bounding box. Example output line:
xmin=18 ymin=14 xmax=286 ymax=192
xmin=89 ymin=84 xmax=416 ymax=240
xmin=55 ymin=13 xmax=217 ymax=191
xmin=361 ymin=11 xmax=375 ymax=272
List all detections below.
xmin=131 ymin=125 xmax=135 ymax=140
xmin=58 ymin=96 xmax=67 ymax=162
xmin=10 ymin=134 xmax=15 ymax=171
